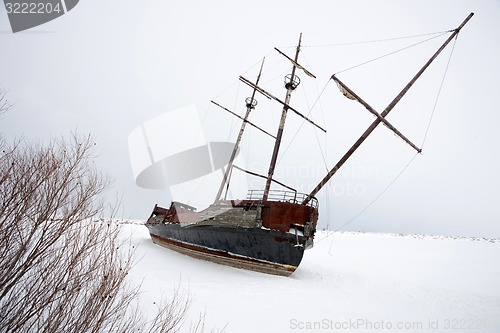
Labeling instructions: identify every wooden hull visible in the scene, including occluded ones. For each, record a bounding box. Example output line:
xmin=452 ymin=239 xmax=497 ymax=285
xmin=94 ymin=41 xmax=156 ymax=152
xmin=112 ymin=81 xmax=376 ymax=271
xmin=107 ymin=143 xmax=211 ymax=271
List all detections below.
xmin=146 ymin=223 xmax=308 ymax=276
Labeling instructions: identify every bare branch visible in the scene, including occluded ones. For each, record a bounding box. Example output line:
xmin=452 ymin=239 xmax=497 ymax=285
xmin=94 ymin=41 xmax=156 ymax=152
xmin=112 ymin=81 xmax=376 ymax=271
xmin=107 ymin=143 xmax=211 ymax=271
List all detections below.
xmin=0 ymin=133 xmax=222 ymax=333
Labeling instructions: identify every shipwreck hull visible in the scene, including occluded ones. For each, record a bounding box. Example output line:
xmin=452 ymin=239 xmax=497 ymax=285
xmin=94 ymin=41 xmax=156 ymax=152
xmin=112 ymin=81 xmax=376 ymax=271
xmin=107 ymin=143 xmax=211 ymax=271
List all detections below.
xmin=146 ymin=223 xmax=307 ymax=276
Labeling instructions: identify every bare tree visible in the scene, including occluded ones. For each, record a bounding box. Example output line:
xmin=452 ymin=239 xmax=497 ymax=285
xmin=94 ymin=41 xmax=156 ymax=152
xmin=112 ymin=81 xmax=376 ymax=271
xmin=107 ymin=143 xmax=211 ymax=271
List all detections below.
xmin=0 ymin=133 xmax=219 ymax=332
xmin=0 ymin=87 xmax=12 ymax=116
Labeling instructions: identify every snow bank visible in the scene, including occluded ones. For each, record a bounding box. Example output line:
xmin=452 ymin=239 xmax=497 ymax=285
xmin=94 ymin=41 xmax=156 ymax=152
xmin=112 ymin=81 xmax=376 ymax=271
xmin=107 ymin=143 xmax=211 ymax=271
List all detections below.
xmin=121 ymin=223 xmax=500 ymax=332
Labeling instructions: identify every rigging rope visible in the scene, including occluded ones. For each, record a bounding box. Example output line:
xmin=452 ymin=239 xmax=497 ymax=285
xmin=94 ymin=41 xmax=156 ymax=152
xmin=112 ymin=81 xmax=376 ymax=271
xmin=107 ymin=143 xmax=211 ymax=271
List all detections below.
xmin=275 ymin=30 xmax=451 ymax=169
xmin=184 ymin=52 xmax=273 ymax=205
xmin=421 ymin=35 xmax=458 ymax=148
xmin=316 ymin=152 xmax=419 ymax=245
xmin=276 ymin=79 xmax=331 ymax=168
xmin=225 ymin=82 xmax=241 ymax=142
xmin=334 ymin=32 xmax=449 ymax=75
xmin=301 ymin=50 xmax=331 ymax=173
xmin=302 ymin=30 xmax=452 ymax=48
xmin=317 ymin=34 xmax=458 ymax=245
xmin=322 ymin=152 xmax=420 ymax=253
xmin=191 ymin=30 xmax=456 ymax=223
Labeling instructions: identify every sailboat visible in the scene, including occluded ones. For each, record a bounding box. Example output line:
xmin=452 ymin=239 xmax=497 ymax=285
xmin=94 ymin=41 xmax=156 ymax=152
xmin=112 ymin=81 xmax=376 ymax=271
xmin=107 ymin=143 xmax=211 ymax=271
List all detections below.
xmin=145 ymin=13 xmax=473 ymax=276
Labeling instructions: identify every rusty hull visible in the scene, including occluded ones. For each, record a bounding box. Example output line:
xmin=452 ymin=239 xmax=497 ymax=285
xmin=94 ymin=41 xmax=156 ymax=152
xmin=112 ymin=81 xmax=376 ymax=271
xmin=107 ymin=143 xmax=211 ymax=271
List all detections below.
xmin=146 ymin=196 xmax=318 ymax=276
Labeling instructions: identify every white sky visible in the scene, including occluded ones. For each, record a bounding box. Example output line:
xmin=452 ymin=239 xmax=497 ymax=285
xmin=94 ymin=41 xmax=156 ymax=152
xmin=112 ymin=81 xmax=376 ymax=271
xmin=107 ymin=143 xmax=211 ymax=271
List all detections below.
xmin=1 ymin=0 xmax=499 ymax=237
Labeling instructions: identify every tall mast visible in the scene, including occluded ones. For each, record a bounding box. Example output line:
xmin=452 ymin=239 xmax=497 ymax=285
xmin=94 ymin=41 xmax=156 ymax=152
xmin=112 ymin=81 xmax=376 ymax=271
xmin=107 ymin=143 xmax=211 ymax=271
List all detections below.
xmin=262 ymin=34 xmax=303 ymax=202
xmin=214 ymin=58 xmax=266 ymax=203
xmin=303 ymin=12 xmax=474 ymax=205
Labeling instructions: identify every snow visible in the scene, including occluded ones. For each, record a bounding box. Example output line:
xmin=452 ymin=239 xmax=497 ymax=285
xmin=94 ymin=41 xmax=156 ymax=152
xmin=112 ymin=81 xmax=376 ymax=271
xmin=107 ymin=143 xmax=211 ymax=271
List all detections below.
xmin=121 ymin=222 xmax=500 ymax=332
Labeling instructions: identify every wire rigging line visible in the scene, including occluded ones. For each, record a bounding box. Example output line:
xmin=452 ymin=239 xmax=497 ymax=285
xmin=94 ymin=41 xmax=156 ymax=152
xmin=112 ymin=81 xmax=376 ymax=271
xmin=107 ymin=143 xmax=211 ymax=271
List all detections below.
xmin=276 ymin=30 xmax=451 ymax=50
xmin=318 ymin=36 xmax=457 ymax=244
xmin=275 ymin=79 xmax=331 ymax=167
xmin=309 ymin=92 xmax=330 ymax=172
xmin=187 ymin=51 xmax=272 ymax=205
xmin=301 ymin=30 xmax=452 ymax=48
xmin=275 ymin=31 xmax=450 ymax=168
xmin=262 ymin=67 xmax=291 ymax=87
xmin=223 ymin=82 xmax=241 ymax=142
xmin=315 ymin=152 xmax=420 ymax=245
xmin=301 ymin=50 xmax=330 ymax=172
xmin=212 ymin=49 xmax=275 ymax=101
xmin=421 ymin=35 xmax=458 ymax=149
xmin=334 ymin=31 xmax=449 ymax=75
xmin=315 ymin=30 xmax=459 ymax=245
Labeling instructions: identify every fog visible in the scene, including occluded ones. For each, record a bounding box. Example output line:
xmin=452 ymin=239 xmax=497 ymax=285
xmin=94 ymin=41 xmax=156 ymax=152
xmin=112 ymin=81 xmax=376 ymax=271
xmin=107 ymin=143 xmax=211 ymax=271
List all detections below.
xmin=1 ymin=0 xmax=499 ymax=237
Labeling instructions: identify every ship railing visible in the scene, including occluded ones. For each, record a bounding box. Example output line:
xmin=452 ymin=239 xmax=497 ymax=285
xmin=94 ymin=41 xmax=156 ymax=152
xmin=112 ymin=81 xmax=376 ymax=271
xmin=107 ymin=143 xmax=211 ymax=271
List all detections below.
xmin=246 ymin=190 xmax=318 ymax=209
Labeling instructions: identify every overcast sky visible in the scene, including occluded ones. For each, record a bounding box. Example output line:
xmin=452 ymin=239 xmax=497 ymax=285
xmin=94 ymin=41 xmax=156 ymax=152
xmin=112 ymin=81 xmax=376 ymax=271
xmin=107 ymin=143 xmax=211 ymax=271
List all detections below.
xmin=1 ymin=0 xmax=499 ymax=238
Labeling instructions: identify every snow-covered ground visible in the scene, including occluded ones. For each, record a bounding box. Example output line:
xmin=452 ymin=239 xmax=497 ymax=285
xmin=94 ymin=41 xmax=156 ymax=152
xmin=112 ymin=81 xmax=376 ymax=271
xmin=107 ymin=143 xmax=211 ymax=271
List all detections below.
xmin=122 ymin=222 xmax=500 ymax=332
